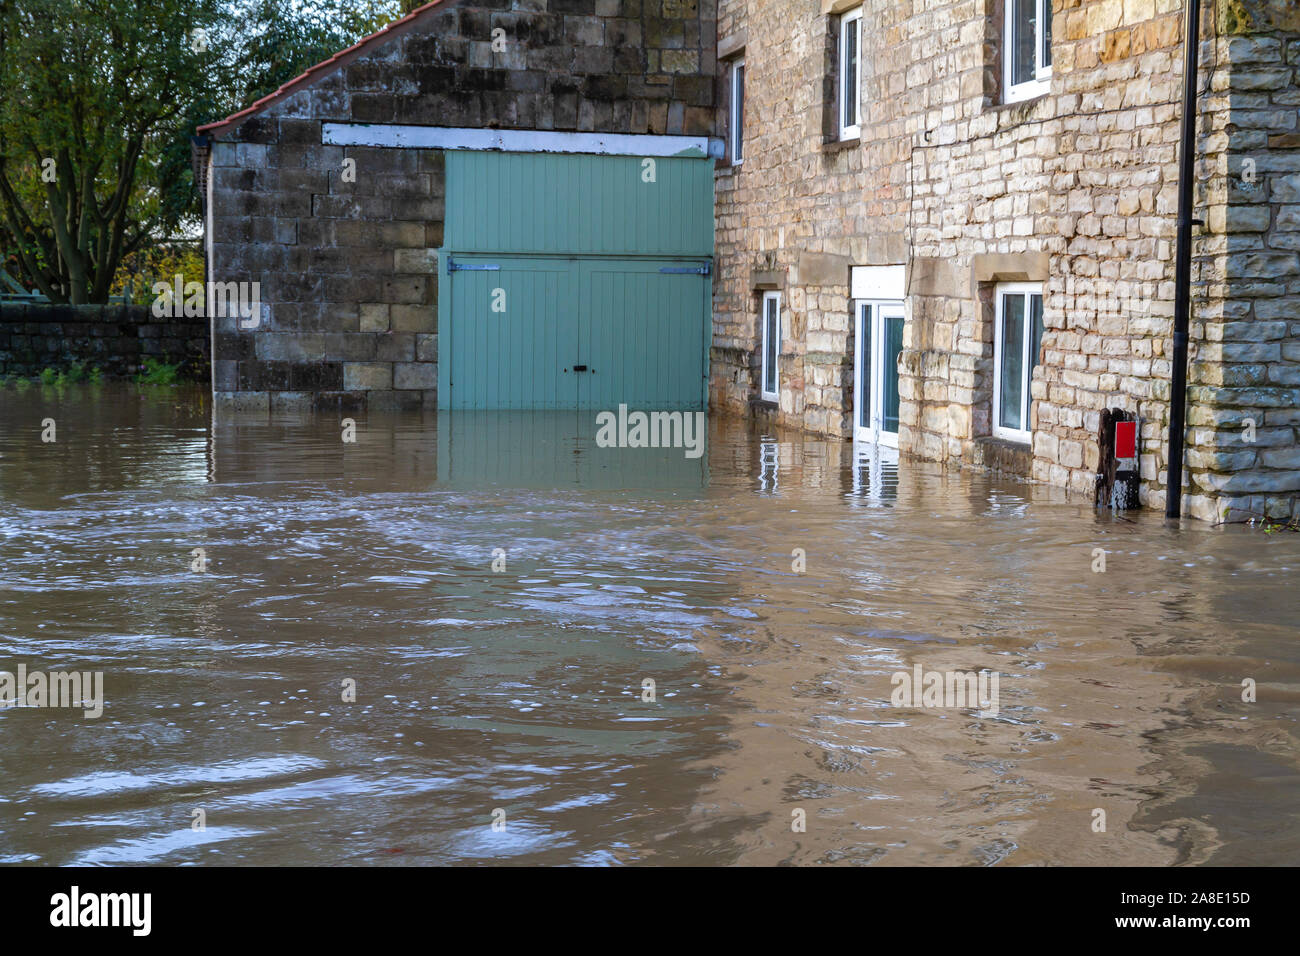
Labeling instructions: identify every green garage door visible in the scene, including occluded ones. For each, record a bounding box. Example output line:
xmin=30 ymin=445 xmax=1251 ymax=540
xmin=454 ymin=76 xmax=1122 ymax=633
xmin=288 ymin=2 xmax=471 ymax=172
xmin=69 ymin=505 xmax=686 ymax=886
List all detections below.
xmin=439 ymin=151 xmax=713 ymax=411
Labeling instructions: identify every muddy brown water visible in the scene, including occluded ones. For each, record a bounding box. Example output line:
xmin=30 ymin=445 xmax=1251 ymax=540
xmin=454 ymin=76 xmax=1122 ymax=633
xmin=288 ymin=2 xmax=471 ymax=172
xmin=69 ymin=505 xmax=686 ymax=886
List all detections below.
xmin=1 ymin=383 xmax=1297 ymax=865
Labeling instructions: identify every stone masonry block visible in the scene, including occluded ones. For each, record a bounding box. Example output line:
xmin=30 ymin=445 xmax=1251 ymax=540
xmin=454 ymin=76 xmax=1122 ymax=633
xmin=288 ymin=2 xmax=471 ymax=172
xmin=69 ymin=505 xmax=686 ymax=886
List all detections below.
xmin=394 ymin=362 xmax=438 ymax=389
xmin=343 ymin=362 xmax=392 ymax=390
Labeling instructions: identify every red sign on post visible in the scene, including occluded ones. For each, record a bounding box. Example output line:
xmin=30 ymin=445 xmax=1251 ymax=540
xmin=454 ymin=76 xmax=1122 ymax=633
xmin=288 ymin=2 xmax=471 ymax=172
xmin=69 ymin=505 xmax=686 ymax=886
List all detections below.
xmin=1114 ymin=420 xmax=1137 ymax=461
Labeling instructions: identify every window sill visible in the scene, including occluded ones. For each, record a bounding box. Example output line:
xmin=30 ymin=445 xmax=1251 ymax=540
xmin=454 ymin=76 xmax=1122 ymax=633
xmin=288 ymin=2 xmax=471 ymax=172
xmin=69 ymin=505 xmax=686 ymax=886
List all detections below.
xmin=972 ymin=435 xmax=1033 ymax=475
xmin=983 ymin=93 xmax=1050 ymax=127
xmin=751 ymin=397 xmax=779 ymax=410
xmin=821 ymin=136 xmax=860 ymax=153
xmin=990 ymin=91 xmax=1048 ymax=110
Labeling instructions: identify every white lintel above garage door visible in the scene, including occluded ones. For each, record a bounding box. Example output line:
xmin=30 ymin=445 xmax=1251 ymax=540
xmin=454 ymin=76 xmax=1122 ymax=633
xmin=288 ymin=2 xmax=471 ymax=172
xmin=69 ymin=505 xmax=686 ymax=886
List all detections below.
xmin=323 ymin=122 xmax=725 ymax=159
xmin=851 ymin=265 xmax=906 ymax=300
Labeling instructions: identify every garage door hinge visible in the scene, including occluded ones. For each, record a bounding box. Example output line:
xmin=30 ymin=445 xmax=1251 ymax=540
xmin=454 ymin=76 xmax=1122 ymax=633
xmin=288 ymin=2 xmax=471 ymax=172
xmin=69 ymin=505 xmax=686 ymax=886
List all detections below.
xmin=447 ymin=257 xmax=500 ymax=273
xmin=659 ymin=264 xmax=711 ymax=276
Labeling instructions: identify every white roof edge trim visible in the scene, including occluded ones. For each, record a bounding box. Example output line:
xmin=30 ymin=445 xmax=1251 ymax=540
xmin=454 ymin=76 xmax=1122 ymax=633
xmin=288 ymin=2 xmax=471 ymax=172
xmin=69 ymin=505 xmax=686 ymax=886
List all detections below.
xmin=322 ymin=123 xmax=725 ymax=159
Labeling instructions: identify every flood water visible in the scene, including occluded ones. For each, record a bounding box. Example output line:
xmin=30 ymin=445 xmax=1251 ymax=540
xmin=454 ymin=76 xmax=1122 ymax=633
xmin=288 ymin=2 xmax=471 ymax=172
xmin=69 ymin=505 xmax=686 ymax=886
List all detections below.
xmin=1 ymin=382 xmax=1298 ymax=866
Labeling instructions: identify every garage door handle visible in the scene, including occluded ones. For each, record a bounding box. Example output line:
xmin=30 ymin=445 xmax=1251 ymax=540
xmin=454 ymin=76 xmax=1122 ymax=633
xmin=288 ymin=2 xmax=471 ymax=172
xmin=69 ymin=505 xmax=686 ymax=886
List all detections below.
xmin=572 ymin=365 xmax=588 ymax=372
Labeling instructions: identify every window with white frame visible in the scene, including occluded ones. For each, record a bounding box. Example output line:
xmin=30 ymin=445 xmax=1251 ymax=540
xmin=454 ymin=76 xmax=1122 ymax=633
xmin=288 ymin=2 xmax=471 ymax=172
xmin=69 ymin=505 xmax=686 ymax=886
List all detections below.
xmin=1004 ymin=0 xmax=1052 ymax=102
xmin=760 ymin=291 xmax=781 ymax=402
xmin=993 ymin=283 xmax=1045 ymax=443
xmin=730 ymin=57 xmax=745 ymax=164
xmin=839 ymin=7 xmax=862 ymax=140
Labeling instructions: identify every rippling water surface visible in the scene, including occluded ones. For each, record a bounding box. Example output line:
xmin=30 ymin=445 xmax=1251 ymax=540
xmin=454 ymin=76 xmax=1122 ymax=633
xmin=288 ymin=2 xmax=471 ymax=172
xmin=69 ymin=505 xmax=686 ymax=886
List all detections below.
xmin=1 ymin=383 xmax=1297 ymax=866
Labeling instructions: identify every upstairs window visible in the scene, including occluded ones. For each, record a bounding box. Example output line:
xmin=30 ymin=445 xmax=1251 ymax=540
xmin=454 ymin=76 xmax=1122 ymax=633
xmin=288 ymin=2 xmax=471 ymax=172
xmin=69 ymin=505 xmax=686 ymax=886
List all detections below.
xmin=730 ymin=57 xmax=745 ymax=165
xmin=839 ymin=7 xmax=862 ymax=139
xmin=1005 ymin=0 xmax=1052 ymax=102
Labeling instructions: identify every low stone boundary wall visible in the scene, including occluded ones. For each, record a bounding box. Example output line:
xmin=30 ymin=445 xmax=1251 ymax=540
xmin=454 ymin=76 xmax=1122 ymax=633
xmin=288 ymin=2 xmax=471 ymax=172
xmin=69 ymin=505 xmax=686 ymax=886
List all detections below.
xmin=0 ymin=304 xmax=209 ymax=380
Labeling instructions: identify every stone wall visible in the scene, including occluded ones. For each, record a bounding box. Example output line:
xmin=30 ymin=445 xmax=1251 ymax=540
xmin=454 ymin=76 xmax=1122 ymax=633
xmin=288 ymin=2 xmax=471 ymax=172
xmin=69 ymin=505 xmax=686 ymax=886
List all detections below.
xmin=713 ymin=0 xmax=1300 ymax=521
xmin=903 ymin=0 xmax=1192 ymax=502
xmin=206 ymin=0 xmax=719 ymax=413
xmin=1182 ymin=1 xmax=1300 ymax=521
xmin=0 ymin=304 xmax=209 ymax=380
xmin=712 ymin=0 xmax=912 ymax=435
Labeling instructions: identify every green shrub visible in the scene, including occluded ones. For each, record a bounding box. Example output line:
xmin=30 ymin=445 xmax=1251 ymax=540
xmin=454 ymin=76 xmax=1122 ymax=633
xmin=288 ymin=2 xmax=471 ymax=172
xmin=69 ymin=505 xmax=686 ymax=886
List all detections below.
xmin=134 ymin=357 xmax=182 ymax=386
xmin=62 ymin=362 xmax=88 ymax=384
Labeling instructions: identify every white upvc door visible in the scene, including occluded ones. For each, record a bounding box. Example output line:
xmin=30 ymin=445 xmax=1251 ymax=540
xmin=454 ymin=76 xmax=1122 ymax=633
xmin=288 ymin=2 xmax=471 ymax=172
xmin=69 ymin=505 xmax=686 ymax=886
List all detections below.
xmin=852 ymin=299 xmax=904 ymax=449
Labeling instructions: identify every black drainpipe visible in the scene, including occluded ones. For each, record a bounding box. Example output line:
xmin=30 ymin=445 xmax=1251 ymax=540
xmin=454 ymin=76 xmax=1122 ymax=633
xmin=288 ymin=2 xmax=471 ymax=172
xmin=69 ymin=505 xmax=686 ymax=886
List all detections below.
xmin=1166 ymin=0 xmax=1203 ymax=519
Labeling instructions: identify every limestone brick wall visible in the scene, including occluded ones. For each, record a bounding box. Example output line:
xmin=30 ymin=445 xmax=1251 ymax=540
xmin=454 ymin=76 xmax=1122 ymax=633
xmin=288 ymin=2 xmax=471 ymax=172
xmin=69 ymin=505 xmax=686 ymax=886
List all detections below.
xmin=1183 ymin=1 xmax=1300 ymax=521
xmin=712 ymin=0 xmax=912 ymax=436
xmin=713 ymin=0 xmax=1300 ymax=520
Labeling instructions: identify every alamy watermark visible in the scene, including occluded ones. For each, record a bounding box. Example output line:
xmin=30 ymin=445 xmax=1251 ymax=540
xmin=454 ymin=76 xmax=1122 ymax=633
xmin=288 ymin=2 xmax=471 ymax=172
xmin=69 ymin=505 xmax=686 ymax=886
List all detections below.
xmin=152 ymin=274 xmax=261 ymax=329
xmin=595 ymin=404 xmax=706 ymax=459
xmin=890 ymin=665 xmax=1000 ymax=716
xmin=0 ymin=663 xmax=104 ymax=718
xmin=50 ymin=887 xmax=150 ymax=936
xmin=1057 ymin=274 xmax=1159 ymax=319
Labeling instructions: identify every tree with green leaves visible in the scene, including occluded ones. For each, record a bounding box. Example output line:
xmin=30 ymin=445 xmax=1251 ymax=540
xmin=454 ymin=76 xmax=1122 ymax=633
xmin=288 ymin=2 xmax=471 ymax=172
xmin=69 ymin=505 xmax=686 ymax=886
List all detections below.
xmin=0 ymin=0 xmax=402 ymax=304
xmin=0 ymin=0 xmax=223 ymax=303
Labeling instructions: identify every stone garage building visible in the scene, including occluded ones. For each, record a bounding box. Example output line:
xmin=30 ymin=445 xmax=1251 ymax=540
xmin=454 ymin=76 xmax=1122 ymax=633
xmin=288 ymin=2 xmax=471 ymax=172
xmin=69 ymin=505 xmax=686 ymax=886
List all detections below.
xmin=198 ymin=0 xmax=719 ymax=413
